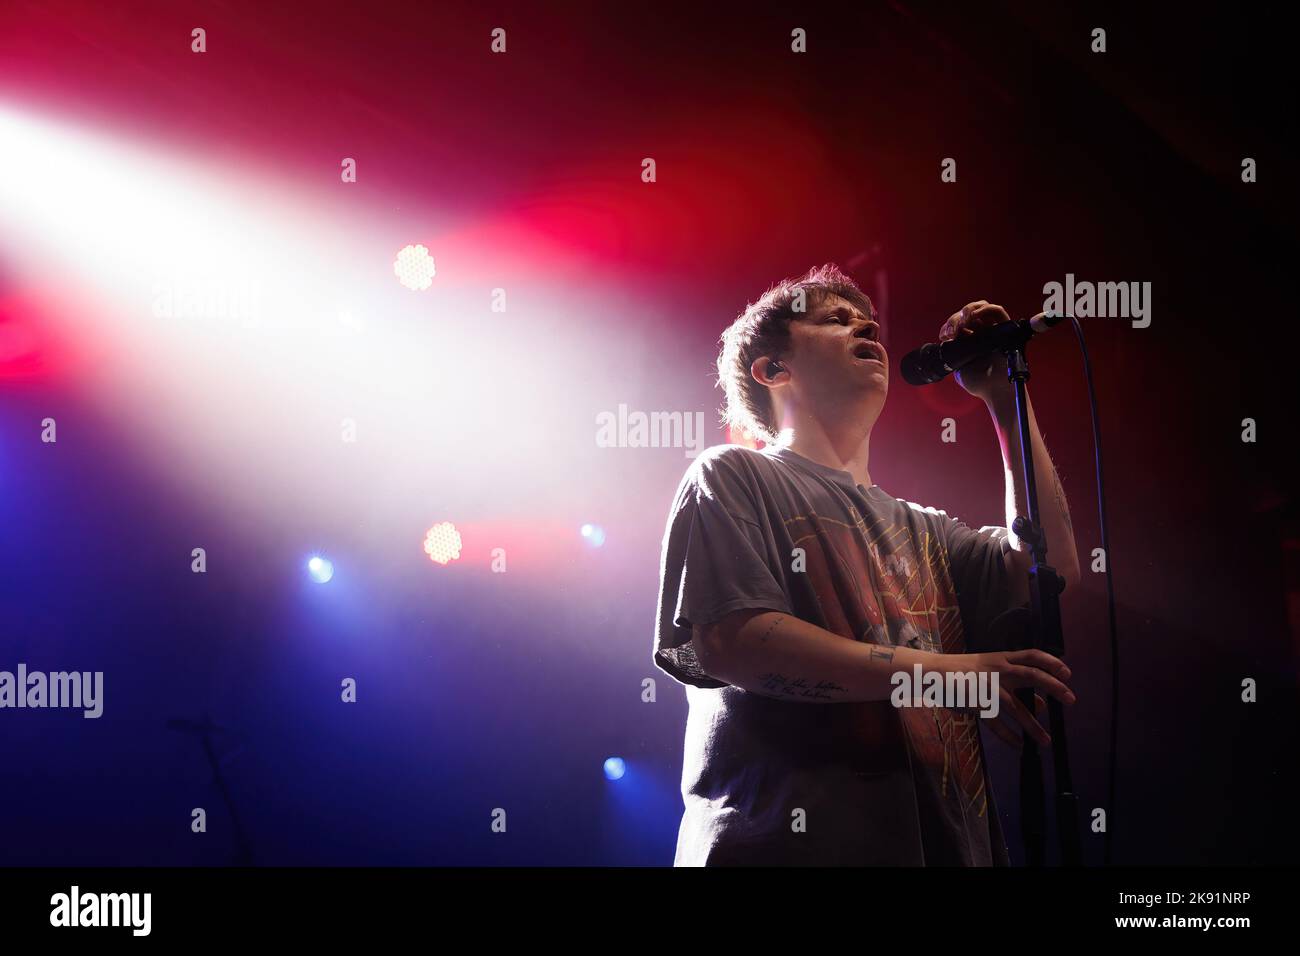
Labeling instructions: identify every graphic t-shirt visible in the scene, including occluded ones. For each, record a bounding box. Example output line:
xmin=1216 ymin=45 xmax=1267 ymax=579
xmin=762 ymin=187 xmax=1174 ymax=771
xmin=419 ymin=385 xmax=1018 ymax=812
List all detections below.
xmin=653 ymin=443 xmax=1017 ymax=866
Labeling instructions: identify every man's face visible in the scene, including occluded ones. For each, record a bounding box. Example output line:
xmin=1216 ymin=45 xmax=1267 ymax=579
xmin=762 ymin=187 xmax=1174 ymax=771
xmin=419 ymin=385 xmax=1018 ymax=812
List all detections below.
xmin=780 ymin=293 xmax=888 ymax=408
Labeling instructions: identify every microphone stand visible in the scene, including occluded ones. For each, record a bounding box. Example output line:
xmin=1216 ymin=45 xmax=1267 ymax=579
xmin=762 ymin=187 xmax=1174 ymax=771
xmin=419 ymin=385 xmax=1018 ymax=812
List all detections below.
xmin=1003 ymin=339 xmax=1082 ymax=867
xmin=167 ymin=713 xmax=256 ymax=865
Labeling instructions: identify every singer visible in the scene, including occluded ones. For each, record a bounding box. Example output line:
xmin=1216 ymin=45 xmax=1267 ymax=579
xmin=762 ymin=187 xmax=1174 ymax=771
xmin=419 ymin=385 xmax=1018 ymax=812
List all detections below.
xmin=652 ymin=264 xmax=1082 ymax=866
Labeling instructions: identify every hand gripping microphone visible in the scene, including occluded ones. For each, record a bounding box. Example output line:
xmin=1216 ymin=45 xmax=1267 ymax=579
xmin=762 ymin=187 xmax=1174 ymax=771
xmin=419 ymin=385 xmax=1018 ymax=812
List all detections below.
xmin=900 ymin=312 xmax=1068 ymax=386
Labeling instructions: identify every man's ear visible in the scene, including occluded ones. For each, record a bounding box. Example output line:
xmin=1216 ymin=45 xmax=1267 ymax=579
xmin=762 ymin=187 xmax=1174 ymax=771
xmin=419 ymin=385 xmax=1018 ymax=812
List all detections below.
xmin=752 ymin=355 xmax=788 ymax=387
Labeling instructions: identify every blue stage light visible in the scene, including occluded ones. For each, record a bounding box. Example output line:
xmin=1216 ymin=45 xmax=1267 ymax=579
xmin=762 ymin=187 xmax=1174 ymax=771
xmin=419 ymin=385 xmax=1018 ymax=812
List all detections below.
xmin=307 ymin=555 xmax=334 ymax=584
xmin=580 ymin=523 xmax=606 ymax=547
xmin=603 ymin=757 xmax=626 ymax=781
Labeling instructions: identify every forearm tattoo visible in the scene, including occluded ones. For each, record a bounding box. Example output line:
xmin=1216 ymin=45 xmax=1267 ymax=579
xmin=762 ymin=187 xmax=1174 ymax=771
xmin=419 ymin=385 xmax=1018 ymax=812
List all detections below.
xmin=748 ymin=615 xmax=850 ymax=701
xmin=1052 ymin=471 xmax=1074 ymax=537
xmin=869 ymin=645 xmax=895 ymax=663
xmin=756 ymin=673 xmax=848 ymax=701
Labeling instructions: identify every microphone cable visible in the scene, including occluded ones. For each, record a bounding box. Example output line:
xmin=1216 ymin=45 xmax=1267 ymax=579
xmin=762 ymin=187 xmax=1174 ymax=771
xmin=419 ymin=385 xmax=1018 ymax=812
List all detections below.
xmin=1063 ymin=314 xmax=1120 ymax=866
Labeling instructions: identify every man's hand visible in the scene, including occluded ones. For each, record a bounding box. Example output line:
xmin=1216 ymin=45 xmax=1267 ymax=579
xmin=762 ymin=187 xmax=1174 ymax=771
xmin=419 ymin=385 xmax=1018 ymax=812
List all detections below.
xmin=986 ymin=692 xmax=1051 ymax=751
xmin=945 ymin=648 xmax=1077 ymax=748
xmin=940 ymin=298 xmax=1082 ymax=590
xmin=940 ymin=300 xmax=1015 ymax=403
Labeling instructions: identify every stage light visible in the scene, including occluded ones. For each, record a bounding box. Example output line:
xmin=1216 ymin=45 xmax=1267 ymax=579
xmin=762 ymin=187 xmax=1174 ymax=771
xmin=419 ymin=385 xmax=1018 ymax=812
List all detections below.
xmin=394 ymin=244 xmax=435 ymax=291
xmin=307 ymin=555 xmax=334 ymax=584
xmin=603 ymin=757 xmax=626 ymax=781
xmin=0 ymin=106 xmax=626 ymax=551
xmin=580 ymin=523 xmax=606 ymax=547
xmin=423 ymin=521 xmax=462 ymax=565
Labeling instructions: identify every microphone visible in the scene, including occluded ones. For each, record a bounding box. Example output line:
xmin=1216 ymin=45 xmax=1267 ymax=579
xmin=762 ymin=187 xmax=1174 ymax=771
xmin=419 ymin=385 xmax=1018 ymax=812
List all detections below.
xmin=900 ymin=312 xmax=1068 ymax=386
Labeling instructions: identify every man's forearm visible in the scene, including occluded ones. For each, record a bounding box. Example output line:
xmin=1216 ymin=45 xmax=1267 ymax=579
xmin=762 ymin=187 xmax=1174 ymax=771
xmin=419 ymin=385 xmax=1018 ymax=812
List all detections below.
xmin=694 ymin=609 xmax=936 ymax=704
xmin=987 ymin=391 xmax=1082 ymax=590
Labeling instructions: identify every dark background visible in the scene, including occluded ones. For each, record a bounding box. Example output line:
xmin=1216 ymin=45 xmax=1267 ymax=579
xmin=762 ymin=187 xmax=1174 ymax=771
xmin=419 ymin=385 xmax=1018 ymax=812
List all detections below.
xmin=0 ymin=0 xmax=1295 ymax=865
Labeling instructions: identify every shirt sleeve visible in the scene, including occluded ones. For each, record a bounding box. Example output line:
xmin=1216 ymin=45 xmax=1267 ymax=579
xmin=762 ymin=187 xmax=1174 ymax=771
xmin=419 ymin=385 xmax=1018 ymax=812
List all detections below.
xmin=941 ymin=516 xmax=1021 ymax=652
xmin=653 ymin=451 xmax=792 ymax=688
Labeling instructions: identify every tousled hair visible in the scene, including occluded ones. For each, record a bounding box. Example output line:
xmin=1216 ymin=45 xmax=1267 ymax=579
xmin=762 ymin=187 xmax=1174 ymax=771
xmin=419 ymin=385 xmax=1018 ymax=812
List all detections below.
xmin=716 ymin=263 xmax=874 ymax=443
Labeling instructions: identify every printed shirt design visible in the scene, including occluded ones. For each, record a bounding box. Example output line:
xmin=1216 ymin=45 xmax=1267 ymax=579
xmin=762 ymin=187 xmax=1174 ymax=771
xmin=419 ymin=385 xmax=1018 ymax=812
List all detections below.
xmin=654 ymin=444 xmax=1013 ymax=864
xmin=784 ymin=507 xmax=988 ymax=819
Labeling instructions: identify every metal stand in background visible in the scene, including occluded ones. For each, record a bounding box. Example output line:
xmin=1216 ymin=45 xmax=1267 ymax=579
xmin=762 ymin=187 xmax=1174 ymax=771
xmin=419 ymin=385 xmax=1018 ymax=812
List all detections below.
xmin=1004 ymin=340 xmax=1082 ymax=867
xmin=167 ymin=714 xmax=256 ymax=866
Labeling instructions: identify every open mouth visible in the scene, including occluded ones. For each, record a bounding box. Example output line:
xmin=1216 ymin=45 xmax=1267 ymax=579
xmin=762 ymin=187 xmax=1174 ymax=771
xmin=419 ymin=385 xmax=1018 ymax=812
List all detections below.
xmin=853 ymin=341 xmax=885 ymax=364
